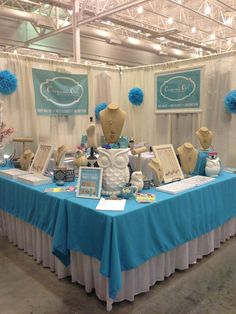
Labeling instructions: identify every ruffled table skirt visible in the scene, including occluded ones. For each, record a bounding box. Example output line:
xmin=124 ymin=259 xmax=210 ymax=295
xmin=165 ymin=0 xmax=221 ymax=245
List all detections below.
xmin=1 ymin=209 xmax=235 ymax=311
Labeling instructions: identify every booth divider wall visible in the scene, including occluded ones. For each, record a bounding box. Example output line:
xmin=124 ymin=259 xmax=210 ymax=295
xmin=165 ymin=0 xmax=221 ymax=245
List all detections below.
xmin=1 ymin=50 xmax=236 ymax=165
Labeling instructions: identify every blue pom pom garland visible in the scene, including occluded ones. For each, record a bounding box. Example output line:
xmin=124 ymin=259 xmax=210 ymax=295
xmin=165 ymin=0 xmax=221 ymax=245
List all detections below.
xmin=224 ymin=90 xmax=236 ymax=113
xmin=128 ymin=87 xmax=144 ymax=106
xmin=0 ymin=70 xmax=18 ymax=95
xmin=95 ymin=102 xmax=108 ymax=120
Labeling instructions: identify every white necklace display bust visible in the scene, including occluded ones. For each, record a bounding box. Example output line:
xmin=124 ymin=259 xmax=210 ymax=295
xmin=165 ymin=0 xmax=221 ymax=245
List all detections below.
xmin=177 ymin=142 xmax=198 ymax=175
xmin=196 ymin=126 xmax=213 ymax=150
xmin=100 ymin=103 xmax=126 ymax=144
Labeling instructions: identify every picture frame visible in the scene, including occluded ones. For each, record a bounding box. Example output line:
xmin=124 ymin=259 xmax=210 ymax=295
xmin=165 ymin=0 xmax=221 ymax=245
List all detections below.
xmin=29 ymin=143 xmax=54 ymax=174
xmin=152 ymin=144 xmax=184 ymax=183
xmin=76 ymin=167 xmax=103 ymax=199
xmin=155 ymin=67 xmax=203 ymax=114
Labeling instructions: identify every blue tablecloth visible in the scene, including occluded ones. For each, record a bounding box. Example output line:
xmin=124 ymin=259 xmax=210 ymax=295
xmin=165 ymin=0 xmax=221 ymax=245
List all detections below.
xmin=52 ymin=172 xmax=236 ymax=299
xmin=1 ymin=171 xmax=236 ymax=300
xmin=0 ymin=175 xmax=73 ymax=236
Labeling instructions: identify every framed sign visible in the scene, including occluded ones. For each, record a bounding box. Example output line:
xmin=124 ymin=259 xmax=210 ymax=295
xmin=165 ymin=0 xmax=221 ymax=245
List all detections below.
xmin=156 ymin=68 xmax=202 ymax=113
xmin=32 ymin=68 xmax=88 ymax=116
xmin=29 ymin=143 xmax=54 ymax=174
xmin=152 ymin=144 xmax=184 ymax=183
xmin=76 ymin=167 xmax=103 ymax=199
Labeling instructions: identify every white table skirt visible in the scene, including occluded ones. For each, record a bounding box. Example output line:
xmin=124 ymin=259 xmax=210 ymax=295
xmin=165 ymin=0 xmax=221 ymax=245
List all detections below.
xmin=1 ymin=209 xmax=236 ymax=311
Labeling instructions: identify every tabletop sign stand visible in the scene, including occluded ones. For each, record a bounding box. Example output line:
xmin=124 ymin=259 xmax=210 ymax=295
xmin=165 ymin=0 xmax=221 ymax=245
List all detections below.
xmin=16 ymin=143 xmax=54 ymax=185
xmin=152 ymin=144 xmax=184 ymax=184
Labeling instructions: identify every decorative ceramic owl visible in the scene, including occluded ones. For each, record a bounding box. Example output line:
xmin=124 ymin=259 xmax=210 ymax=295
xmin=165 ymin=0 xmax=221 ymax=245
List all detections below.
xmin=97 ymin=148 xmax=130 ymax=195
xmin=205 ymin=156 xmax=221 ymax=177
xmin=130 ymin=171 xmax=144 ymax=191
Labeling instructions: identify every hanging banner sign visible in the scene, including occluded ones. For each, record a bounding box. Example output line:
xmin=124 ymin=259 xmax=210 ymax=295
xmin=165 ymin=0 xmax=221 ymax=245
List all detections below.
xmin=156 ymin=69 xmax=201 ymax=111
xmin=32 ymin=68 xmax=88 ymax=115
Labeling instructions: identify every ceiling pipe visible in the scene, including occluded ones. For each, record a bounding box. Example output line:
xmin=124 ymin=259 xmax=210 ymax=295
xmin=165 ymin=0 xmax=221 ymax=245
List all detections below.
xmin=0 ymin=4 xmax=194 ymax=58
xmin=80 ymin=25 xmax=194 ymax=59
xmin=0 ymin=7 xmax=54 ymax=28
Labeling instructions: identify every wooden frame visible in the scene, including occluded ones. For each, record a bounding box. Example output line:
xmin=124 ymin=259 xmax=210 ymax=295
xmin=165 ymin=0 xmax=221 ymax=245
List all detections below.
xmin=76 ymin=167 xmax=103 ymax=199
xmin=152 ymin=144 xmax=184 ymax=183
xmin=29 ymin=143 xmax=54 ymax=174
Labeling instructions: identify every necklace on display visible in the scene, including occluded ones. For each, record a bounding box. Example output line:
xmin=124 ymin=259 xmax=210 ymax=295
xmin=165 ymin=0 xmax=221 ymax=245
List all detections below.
xmin=198 ymin=129 xmax=211 ymax=145
xmin=182 ymin=146 xmax=194 ymax=162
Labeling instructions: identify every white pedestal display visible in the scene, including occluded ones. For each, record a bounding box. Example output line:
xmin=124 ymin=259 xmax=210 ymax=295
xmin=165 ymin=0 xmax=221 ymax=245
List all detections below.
xmin=97 ymin=148 xmax=130 ymax=195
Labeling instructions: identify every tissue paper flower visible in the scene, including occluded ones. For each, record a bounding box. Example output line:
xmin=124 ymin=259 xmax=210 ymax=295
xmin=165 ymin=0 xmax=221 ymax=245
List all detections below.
xmin=128 ymin=87 xmax=144 ymax=106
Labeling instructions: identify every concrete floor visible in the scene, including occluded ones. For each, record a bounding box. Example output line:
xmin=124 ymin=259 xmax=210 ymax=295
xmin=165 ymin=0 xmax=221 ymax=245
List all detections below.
xmin=1 ymin=235 xmax=236 ymax=314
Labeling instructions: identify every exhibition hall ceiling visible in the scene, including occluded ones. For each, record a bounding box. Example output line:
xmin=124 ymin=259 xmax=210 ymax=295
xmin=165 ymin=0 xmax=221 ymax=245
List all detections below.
xmin=0 ymin=0 xmax=236 ymax=66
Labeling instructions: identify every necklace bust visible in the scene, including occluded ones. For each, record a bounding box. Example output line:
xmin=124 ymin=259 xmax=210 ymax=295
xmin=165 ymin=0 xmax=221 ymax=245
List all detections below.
xmin=177 ymin=142 xmax=198 ymax=174
xmin=196 ymin=126 xmax=213 ymax=150
xmin=100 ymin=103 xmax=126 ymax=144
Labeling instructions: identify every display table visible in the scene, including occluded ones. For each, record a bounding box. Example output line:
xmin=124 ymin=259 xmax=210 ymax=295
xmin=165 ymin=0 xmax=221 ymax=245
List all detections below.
xmin=1 ymin=171 xmax=236 ymax=310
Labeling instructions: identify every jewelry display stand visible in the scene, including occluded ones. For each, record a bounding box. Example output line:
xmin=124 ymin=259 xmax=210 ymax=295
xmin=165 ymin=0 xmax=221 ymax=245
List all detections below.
xmin=17 ymin=143 xmax=54 ymax=185
xmin=152 ymin=144 xmax=184 ymax=183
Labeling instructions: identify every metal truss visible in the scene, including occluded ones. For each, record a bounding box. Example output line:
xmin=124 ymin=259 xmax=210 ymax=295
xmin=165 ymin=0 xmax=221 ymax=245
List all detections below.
xmin=1 ymin=0 xmax=236 ymax=62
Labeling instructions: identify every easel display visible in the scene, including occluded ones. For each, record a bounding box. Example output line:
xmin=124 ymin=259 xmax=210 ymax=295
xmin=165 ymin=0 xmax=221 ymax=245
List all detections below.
xmin=152 ymin=144 xmax=184 ymax=183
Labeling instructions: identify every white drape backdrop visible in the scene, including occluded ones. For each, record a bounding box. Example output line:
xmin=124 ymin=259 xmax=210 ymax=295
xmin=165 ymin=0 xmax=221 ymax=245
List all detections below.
xmin=0 ymin=52 xmax=120 ymax=154
xmin=121 ymin=51 xmax=236 ymax=167
xmin=1 ymin=51 xmax=236 ymax=166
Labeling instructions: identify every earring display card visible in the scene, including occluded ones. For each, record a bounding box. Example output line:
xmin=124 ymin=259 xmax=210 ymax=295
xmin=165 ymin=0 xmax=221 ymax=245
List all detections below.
xmin=152 ymin=144 xmax=184 ymax=183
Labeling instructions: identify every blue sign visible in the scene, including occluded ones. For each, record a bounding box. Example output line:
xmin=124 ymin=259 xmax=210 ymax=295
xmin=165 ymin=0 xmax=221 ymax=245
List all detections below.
xmin=156 ymin=69 xmax=201 ymax=110
xmin=32 ymin=68 xmax=88 ymax=115
xmin=77 ymin=167 xmax=103 ymax=199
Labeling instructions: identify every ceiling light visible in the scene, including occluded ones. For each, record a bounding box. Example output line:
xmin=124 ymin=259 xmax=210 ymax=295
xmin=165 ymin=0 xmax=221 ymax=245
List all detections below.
xmin=204 ymin=5 xmax=211 ymax=15
xmin=137 ymin=6 xmax=144 ymax=14
xmin=153 ymin=44 xmax=161 ymax=50
xmin=127 ymin=37 xmax=139 ymax=44
xmin=210 ymin=33 xmax=216 ymax=40
xmin=160 ymin=37 xmax=165 ymax=41
xmin=173 ymin=49 xmax=182 ymax=56
xmin=225 ymin=17 xmax=233 ymax=26
xmin=167 ymin=17 xmax=173 ymax=25
xmin=145 ymin=33 xmax=151 ymax=37
xmin=96 ymin=29 xmax=109 ymax=37
xmin=191 ymin=26 xmax=196 ymax=33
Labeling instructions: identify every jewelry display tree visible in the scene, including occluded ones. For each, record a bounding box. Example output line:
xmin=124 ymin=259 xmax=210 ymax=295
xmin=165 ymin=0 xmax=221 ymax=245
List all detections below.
xmin=97 ymin=103 xmax=129 ymax=195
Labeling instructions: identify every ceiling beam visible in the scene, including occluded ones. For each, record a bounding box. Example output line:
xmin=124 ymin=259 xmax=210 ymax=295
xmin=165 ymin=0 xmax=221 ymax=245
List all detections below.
xmin=76 ymin=0 xmax=150 ymax=26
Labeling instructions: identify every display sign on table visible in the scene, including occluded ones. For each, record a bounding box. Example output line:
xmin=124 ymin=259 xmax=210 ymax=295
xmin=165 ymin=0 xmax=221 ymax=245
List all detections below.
xmin=76 ymin=167 xmax=103 ymax=199
xmin=156 ymin=68 xmax=201 ymax=112
xmin=152 ymin=144 xmax=184 ymax=183
xmin=32 ymin=68 xmax=88 ymax=115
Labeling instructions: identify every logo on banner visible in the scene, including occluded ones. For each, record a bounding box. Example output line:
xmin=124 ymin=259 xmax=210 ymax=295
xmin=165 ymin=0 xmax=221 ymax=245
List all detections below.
xmin=160 ymin=76 xmax=196 ymax=102
xmin=32 ymin=68 xmax=88 ymax=115
xmin=40 ymin=77 xmax=84 ymax=107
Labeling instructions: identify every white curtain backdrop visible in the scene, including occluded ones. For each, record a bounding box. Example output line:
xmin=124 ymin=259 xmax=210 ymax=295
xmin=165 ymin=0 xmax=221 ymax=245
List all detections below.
xmin=0 ymin=52 xmax=120 ymax=154
xmin=1 ymin=51 xmax=236 ymax=166
xmin=121 ymin=51 xmax=236 ymax=167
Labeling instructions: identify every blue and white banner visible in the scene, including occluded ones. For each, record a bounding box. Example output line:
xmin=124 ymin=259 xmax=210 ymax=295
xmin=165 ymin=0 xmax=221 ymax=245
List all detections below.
xmin=156 ymin=69 xmax=201 ymax=110
xmin=32 ymin=68 xmax=88 ymax=115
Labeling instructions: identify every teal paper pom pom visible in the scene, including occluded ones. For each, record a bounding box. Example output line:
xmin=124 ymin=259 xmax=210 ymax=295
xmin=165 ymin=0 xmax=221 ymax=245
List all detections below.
xmin=95 ymin=102 xmax=107 ymax=120
xmin=0 ymin=70 xmax=18 ymax=95
xmin=224 ymin=90 xmax=236 ymax=113
xmin=128 ymin=87 xmax=144 ymax=106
